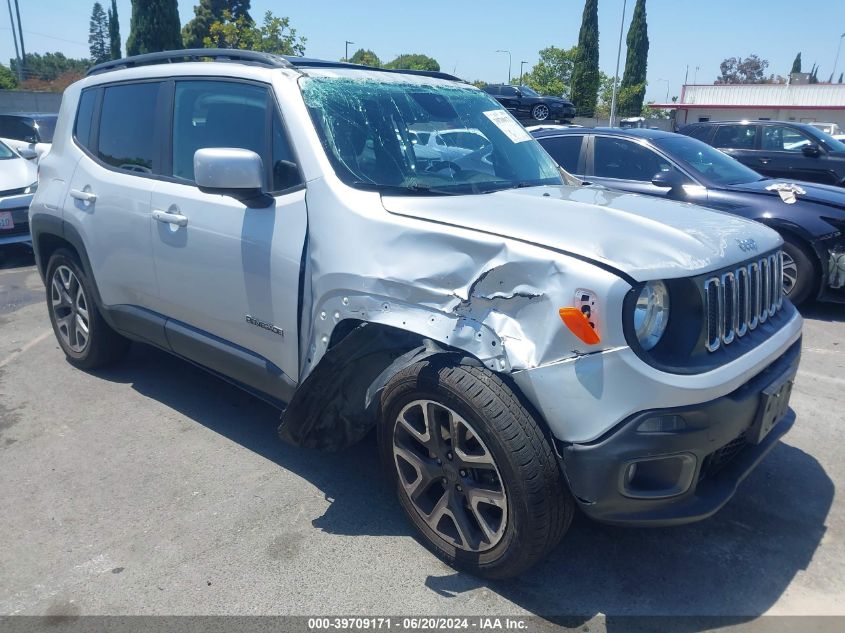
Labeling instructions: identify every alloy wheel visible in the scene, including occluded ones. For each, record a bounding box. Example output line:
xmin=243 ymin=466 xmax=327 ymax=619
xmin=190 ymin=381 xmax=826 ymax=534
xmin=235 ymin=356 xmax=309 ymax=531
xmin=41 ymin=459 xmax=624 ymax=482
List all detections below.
xmin=782 ymin=251 xmax=798 ymax=296
xmin=533 ymin=104 xmax=550 ymax=121
xmin=51 ymin=265 xmax=90 ymax=353
xmin=392 ymin=399 xmax=508 ymax=552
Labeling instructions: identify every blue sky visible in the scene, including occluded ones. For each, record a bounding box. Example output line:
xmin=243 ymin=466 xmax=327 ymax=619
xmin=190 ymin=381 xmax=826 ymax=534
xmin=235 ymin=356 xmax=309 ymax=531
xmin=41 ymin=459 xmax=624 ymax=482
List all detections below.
xmin=3 ymin=0 xmax=845 ymax=102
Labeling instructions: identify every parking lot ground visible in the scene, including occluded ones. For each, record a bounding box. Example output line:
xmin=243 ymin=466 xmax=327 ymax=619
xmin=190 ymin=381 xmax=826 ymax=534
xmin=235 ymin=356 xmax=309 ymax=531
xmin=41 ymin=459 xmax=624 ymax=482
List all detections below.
xmin=1 ymin=242 xmax=844 ymax=622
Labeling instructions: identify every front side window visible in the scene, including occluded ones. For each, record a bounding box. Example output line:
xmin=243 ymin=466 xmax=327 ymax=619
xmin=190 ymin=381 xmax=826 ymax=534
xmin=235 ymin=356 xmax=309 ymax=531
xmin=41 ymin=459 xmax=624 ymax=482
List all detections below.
xmin=33 ymin=117 xmax=57 ymax=142
xmin=0 ymin=140 xmax=16 ymax=160
xmin=301 ymin=76 xmax=562 ymax=195
xmin=0 ymin=117 xmax=37 ymax=143
xmin=655 ymin=135 xmax=762 ymax=186
xmin=761 ymin=125 xmax=813 ymax=152
xmin=712 ymin=124 xmax=757 ymax=149
xmin=501 ymin=86 xmax=519 ymax=97
xmin=593 ymin=137 xmax=672 ymax=181
xmin=97 ymin=82 xmax=161 ymax=173
xmin=538 ymin=135 xmax=583 ymax=174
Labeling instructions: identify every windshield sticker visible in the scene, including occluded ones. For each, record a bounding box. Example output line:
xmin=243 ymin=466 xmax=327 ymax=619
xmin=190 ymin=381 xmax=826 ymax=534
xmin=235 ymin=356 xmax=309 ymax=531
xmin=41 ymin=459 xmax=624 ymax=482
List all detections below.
xmin=483 ymin=110 xmax=533 ymax=144
xmin=765 ymin=182 xmax=806 ymax=204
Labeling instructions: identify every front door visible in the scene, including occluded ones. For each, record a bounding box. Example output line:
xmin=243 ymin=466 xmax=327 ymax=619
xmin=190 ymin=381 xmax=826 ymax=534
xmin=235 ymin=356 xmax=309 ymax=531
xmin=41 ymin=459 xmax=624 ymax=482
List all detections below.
xmin=149 ymin=79 xmax=307 ymax=383
xmin=760 ymin=124 xmax=836 ymax=184
xmin=589 ymin=135 xmax=687 ymax=198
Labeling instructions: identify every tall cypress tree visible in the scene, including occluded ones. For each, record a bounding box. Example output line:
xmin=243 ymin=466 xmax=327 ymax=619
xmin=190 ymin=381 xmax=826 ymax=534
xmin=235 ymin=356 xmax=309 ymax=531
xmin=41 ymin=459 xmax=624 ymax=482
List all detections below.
xmin=790 ymin=52 xmax=802 ymax=75
xmin=126 ymin=0 xmax=182 ymax=56
xmin=619 ymin=0 xmax=649 ymax=116
xmin=89 ymin=2 xmax=110 ymax=64
xmin=571 ymin=0 xmax=600 ymax=117
xmin=108 ymin=0 xmax=121 ymax=60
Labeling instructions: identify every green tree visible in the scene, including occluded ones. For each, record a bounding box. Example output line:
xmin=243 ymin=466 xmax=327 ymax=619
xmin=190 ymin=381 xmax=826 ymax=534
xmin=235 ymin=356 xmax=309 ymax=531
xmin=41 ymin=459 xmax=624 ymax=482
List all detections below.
xmin=10 ymin=52 xmax=89 ymax=81
xmin=618 ymin=0 xmax=649 ymax=117
xmin=348 ymin=49 xmax=381 ymax=67
xmin=790 ymin=52 xmax=801 ymax=75
xmin=0 ymin=63 xmax=17 ymax=89
xmin=183 ymin=0 xmax=253 ymax=48
xmin=126 ymin=0 xmax=182 ymax=56
xmin=205 ymin=10 xmax=305 ymax=56
xmin=108 ymin=0 xmax=122 ymax=59
xmin=809 ymin=63 xmax=819 ymax=84
xmin=520 ymin=46 xmax=577 ymax=97
xmin=571 ymin=0 xmax=600 ymax=116
xmin=89 ymin=2 xmax=111 ymax=64
xmin=384 ymin=54 xmax=440 ymax=72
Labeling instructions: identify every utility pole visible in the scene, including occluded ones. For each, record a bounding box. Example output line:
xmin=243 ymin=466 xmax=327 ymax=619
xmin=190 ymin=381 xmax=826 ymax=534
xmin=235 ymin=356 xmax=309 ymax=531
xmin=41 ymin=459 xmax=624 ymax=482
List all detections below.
xmin=519 ymin=61 xmax=528 ymax=86
xmin=496 ymin=50 xmax=512 ymax=84
xmin=608 ymin=0 xmax=628 ymax=127
xmin=13 ymin=0 xmax=25 ymax=81
xmin=345 ymin=40 xmax=354 ymax=62
xmin=6 ymin=0 xmax=22 ymax=81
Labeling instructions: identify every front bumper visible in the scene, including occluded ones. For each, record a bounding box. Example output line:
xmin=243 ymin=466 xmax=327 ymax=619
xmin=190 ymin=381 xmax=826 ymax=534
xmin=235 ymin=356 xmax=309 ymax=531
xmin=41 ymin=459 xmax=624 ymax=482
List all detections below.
xmin=560 ymin=339 xmax=801 ymax=526
xmin=0 ymin=193 xmax=33 ymax=246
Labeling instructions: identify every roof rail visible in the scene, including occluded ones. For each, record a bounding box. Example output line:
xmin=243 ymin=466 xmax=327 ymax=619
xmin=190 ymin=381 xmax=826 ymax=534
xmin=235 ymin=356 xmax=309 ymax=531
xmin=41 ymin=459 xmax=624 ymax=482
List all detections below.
xmin=282 ymin=56 xmax=463 ymax=82
xmin=86 ymin=48 xmax=294 ymax=76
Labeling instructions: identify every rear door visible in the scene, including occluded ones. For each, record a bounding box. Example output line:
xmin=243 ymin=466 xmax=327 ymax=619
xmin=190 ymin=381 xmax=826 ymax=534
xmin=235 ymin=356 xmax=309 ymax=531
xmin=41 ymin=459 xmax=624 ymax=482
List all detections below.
xmin=759 ymin=124 xmax=836 ymax=184
xmin=710 ymin=123 xmax=763 ymax=173
xmin=588 ymin=135 xmax=688 ymax=197
xmin=148 ymin=78 xmax=307 ymax=387
xmin=498 ymin=86 xmax=520 ymax=114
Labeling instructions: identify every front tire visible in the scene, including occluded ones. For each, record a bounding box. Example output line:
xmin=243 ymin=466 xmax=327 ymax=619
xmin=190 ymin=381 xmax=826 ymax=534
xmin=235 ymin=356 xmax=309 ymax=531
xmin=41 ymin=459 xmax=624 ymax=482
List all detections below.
xmin=781 ymin=236 xmax=817 ymax=305
xmin=46 ymin=249 xmax=129 ymax=369
xmin=378 ymin=360 xmax=573 ymax=579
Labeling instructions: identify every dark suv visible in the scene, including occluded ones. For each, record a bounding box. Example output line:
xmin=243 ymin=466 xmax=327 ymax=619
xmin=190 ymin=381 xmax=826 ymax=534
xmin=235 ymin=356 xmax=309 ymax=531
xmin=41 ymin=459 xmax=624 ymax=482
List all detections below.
xmin=482 ymin=84 xmax=575 ymax=122
xmin=0 ymin=113 xmax=58 ymax=160
xmin=680 ymin=120 xmax=845 ymax=187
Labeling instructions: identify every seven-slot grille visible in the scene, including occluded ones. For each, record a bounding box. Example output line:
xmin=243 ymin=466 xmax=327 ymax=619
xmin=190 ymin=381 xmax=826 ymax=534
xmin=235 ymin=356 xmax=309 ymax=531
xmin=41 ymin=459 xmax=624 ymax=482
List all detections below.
xmin=704 ymin=251 xmax=784 ymax=352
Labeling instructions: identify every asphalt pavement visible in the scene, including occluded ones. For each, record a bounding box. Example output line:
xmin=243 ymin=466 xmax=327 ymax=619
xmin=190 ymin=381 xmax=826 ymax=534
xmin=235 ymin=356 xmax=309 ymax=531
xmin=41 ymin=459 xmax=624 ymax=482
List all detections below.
xmin=1 ymin=242 xmax=843 ymax=623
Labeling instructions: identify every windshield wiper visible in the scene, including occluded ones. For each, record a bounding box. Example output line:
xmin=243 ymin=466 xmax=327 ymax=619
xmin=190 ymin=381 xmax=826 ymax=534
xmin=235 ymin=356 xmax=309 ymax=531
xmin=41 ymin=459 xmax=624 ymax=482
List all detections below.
xmin=350 ymin=181 xmax=463 ymax=195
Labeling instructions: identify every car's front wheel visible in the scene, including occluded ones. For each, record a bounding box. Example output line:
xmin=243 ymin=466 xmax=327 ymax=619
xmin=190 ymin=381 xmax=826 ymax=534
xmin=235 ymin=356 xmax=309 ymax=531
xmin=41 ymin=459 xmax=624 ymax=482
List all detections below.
xmin=781 ymin=237 xmax=817 ymax=305
xmin=531 ymin=104 xmax=550 ymax=121
xmin=46 ymin=249 xmax=129 ymax=369
xmin=378 ymin=360 xmax=573 ymax=579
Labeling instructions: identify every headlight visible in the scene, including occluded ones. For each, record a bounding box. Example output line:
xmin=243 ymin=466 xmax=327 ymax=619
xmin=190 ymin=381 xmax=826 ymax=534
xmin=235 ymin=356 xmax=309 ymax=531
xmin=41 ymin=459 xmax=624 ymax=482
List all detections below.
xmin=24 ymin=182 xmax=37 ymax=194
xmin=634 ymin=280 xmax=670 ymax=350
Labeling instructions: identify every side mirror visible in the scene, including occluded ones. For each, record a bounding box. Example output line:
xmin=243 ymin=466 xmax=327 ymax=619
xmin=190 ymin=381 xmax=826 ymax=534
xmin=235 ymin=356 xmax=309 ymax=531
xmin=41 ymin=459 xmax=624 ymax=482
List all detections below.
xmin=514 ymin=89 xmax=523 ymax=98
xmin=651 ymin=169 xmax=684 ymax=189
xmin=194 ymin=147 xmax=265 ymax=199
xmin=802 ymin=143 xmax=821 ymax=157
xmin=18 ymin=147 xmax=38 ymax=160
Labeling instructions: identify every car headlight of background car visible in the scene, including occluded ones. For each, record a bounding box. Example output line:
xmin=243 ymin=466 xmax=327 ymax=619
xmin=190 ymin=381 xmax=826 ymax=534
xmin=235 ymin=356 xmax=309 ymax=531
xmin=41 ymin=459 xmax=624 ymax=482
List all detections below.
xmin=23 ymin=182 xmax=38 ymax=194
xmin=634 ymin=280 xmax=670 ymax=350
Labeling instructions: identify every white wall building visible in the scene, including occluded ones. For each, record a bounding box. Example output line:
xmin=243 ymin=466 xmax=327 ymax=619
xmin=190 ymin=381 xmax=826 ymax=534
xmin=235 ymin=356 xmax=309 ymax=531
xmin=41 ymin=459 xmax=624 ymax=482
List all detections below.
xmin=651 ymin=83 xmax=845 ymax=131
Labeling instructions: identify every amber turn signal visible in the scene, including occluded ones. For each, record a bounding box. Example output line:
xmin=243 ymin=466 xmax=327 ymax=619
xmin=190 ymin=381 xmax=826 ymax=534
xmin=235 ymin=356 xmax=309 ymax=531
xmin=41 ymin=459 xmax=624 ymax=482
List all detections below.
xmin=559 ymin=307 xmax=600 ymax=345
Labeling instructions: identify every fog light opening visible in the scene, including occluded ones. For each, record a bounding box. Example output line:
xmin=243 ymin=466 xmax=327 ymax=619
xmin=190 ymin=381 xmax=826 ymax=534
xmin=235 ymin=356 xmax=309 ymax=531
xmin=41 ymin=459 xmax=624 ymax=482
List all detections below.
xmin=620 ymin=454 xmax=697 ymax=499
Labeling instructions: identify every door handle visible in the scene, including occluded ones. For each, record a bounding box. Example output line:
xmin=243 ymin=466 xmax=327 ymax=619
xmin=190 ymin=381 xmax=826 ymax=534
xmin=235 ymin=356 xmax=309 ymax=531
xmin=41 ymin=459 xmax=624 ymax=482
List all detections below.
xmin=69 ymin=189 xmax=97 ymax=202
xmin=759 ymin=158 xmax=771 ymax=165
xmin=152 ymin=209 xmax=188 ymax=227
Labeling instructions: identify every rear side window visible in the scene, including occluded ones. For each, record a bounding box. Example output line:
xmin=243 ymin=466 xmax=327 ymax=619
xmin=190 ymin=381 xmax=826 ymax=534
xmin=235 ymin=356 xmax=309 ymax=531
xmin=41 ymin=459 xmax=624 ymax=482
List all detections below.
xmin=97 ymin=82 xmax=161 ymax=173
xmin=0 ymin=117 xmax=36 ymax=143
xmin=593 ymin=136 xmax=672 ymax=181
xmin=712 ymin=124 xmax=757 ymax=149
xmin=501 ymin=86 xmax=518 ymax=97
xmin=74 ymin=90 xmax=97 ymax=150
xmin=684 ymin=125 xmax=711 ymax=141
xmin=538 ymin=135 xmax=583 ymax=173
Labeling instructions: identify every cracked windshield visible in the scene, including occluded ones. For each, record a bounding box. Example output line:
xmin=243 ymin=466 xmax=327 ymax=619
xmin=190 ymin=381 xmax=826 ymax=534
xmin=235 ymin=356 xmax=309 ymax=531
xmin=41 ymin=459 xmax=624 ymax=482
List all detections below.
xmin=301 ymin=77 xmax=562 ymax=195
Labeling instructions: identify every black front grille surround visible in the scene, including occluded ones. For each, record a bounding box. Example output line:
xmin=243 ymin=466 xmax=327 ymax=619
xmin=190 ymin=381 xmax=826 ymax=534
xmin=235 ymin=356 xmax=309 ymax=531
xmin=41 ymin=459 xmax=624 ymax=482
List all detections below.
xmin=704 ymin=252 xmax=784 ymax=353
xmin=623 ymin=249 xmax=795 ymax=375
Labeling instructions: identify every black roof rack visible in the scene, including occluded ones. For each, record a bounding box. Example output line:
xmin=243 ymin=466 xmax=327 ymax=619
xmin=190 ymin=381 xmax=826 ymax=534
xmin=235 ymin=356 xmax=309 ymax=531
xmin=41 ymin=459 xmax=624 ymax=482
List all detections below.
xmin=86 ymin=49 xmax=464 ymax=83
xmin=87 ymin=48 xmax=294 ymax=76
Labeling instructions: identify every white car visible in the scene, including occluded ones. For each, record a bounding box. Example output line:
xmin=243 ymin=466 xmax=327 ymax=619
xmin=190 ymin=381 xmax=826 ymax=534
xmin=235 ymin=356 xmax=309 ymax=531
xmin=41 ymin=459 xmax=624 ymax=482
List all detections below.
xmin=30 ymin=49 xmax=802 ymax=578
xmin=408 ymin=127 xmax=492 ymax=173
xmin=0 ymin=140 xmax=37 ymax=246
xmin=808 ymin=122 xmax=842 ymax=136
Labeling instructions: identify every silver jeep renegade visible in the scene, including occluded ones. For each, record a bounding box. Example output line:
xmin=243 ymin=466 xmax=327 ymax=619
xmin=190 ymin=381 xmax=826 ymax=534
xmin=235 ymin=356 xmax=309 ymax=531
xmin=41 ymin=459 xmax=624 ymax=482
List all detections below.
xmin=29 ymin=50 xmax=803 ymax=578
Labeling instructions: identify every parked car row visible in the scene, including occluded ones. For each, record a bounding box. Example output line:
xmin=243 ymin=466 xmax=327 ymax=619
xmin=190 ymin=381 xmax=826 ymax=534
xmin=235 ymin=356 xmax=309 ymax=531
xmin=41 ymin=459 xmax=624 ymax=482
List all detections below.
xmin=483 ymin=84 xmax=576 ymax=122
xmin=533 ymin=126 xmax=845 ymax=305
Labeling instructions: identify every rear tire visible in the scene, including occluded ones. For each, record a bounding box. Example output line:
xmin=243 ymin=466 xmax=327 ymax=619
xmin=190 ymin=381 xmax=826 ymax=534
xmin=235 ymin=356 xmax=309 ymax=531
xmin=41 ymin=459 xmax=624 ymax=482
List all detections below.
xmin=531 ymin=103 xmax=550 ymax=121
xmin=378 ymin=359 xmax=573 ymax=579
xmin=46 ymin=249 xmax=129 ymax=369
xmin=780 ymin=236 xmax=817 ymax=305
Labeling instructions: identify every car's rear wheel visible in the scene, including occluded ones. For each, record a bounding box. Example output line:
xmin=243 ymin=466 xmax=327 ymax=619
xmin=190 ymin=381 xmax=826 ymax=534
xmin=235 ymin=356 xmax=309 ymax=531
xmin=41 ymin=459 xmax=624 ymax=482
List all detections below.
xmin=531 ymin=104 xmax=550 ymax=121
xmin=46 ymin=249 xmax=129 ymax=369
xmin=378 ymin=360 xmax=573 ymax=579
xmin=781 ymin=236 xmax=817 ymax=305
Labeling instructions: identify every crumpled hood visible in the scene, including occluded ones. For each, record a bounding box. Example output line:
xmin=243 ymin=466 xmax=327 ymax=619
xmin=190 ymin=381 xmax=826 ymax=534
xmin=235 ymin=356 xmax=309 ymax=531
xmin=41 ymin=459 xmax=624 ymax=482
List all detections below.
xmin=382 ymin=184 xmax=783 ymax=282
xmin=0 ymin=156 xmax=35 ymax=192
xmin=728 ymin=178 xmax=845 ymax=214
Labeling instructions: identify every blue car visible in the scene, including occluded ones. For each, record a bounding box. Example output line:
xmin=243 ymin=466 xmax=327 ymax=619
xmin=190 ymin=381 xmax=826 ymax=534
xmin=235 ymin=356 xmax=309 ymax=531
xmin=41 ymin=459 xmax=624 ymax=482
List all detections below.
xmin=532 ymin=127 xmax=845 ymax=304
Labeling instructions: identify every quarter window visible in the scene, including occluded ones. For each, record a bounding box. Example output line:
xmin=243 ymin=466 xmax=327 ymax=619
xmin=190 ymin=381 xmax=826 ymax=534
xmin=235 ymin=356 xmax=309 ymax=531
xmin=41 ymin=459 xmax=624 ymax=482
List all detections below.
xmin=538 ymin=135 xmax=583 ymax=173
xmin=712 ymin=124 xmax=757 ymax=149
xmin=97 ymin=82 xmax=161 ymax=173
xmin=271 ymin=111 xmax=301 ymax=191
xmin=74 ymin=89 xmax=97 ymax=150
xmin=593 ymin=137 xmax=672 ymax=181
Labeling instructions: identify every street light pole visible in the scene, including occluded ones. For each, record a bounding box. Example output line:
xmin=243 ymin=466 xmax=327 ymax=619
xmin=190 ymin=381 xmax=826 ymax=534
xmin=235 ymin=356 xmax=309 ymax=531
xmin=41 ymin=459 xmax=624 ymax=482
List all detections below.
xmin=608 ymin=0 xmax=628 ymax=127
xmin=519 ymin=61 xmax=528 ymax=86
xmin=345 ymin=40 xmax=354 ymax=62
xmin=832 ymin=33 xmax=845 ymax=82
xmin=496 ymin=50 xmax=512 ymax=84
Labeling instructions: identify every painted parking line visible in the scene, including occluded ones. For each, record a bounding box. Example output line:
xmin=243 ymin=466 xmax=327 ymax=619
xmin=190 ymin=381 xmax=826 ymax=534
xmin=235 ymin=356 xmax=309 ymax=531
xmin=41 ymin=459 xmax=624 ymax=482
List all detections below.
xmin=0 ymin=329 xmax=53 ymax=369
